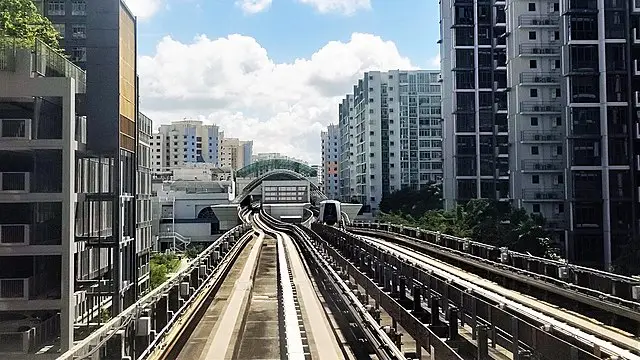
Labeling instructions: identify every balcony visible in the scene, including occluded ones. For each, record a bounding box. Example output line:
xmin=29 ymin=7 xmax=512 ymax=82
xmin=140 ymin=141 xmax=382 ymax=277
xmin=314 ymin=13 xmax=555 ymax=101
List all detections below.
xmin=521 ymin=131 xmax=563 ymax=143
xmin=521 ymin=160 xmax=564 ymax=172
xmin=565 ymin=0 xmax=598 ymax=14
xmin=519 ymin=102 xmax=562 ymax=114
xmin=519 ymin=72 xmax=560 ymax=85
xmin=0 ymin=119 xmax=31 ymax=140
xmin=522 ymin=188 xmax=564 ymax=201
xmin=518 ymin=15 xmax=559 ymax=27
xmin=0 ymin=225 xmax=29 ymax=245
xmin=0 ymin=172 xmax=29 ymax=193
xmin=546 ymin=217 xmax=567 ymax=230
xmin=519 ymin=44 xmax=560 ymax=56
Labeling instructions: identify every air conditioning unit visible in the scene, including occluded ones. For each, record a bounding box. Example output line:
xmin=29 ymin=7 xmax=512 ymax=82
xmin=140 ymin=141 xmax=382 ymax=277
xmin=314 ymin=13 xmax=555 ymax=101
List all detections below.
xmin=0 ymin=172 xmax=30 ymax=193
xmin=0 ymin=224 xmax=29 ymax=245
xmin=0 ymin=119 xmax=31 ymax=139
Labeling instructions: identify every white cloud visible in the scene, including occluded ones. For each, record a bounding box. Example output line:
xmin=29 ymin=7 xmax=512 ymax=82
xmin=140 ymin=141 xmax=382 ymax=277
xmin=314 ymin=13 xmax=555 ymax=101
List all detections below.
xmin=123 ymin=0 xmax=163 ymax=19
xmin=296 ymin=0 xmax=371 ymax=15
xmin=236 ymin=0 xmax=273 ymax=14
xmin=138 ymin=33 xmax=414 ymax=164
xmin=428 ymin=52 xmax=440 ymax=68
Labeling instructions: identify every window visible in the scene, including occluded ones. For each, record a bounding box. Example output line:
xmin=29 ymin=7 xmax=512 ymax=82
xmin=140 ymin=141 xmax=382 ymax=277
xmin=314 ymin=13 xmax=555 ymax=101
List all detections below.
xmin=531 ymin=117 xmax=539 ymax=126
xmin=533 ymin=204 xmax=541 ymax=213
xmin=554 ymin=116 xmax=562 ymax=126
xmin=48 ymin=0 xmax=65 ymax=15
xmin=72 ymin=24 xmax=86 ymax=38
xmin=72 ymin=47 xmax=86 ymax=62
xmin=528 ymin=3 xmax=536 ymax=11
xmin=530 ymin=89 xmax=538 ymax=97
xmin=53 ymin=24 xmax=65 ymax=38
xmin=529 ymin=31 xmax=537 ymax=40
xmin=554 ymin=31 xmax=560 ymax=41
xmin=553 ymin=2 xmax=559 ymax=11
xmin=530 ymin=60 xmax=537 ymax=69
xmin=531 ymin=146 xmax=539 ymax=155
xmin=72 ymin=0 xmax=86 ymax=15
xmin=532 ymin=175 xmax=540 ymax=184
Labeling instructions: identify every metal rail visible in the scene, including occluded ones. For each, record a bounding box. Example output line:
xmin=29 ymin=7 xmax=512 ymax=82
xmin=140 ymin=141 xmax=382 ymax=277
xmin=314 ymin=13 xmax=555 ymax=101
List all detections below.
xmin=258 ymin=210 xmax=410 ymax=360
xmin=350 ymin=223 xmax=640 ymax=327
xmin=58 ymin=224 xmax=252 ymax=360
xmin=317 ymin=224 xmax=630 ymax=360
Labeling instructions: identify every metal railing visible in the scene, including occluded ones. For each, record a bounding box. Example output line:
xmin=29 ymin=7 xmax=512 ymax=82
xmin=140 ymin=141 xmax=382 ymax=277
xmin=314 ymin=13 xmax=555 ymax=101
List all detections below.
xmin=522 ymin=188 xmax=564 ymax=200
xmin=519 ymin=44 xmax=560 ymax=55
xmin=521 ymin=159 xmax=564 ymax=171
xmin=34 ymin=39 xmax=86 ymax=92
xmin=0 ymin=39 xmax=16 ymax=71
xmin=518 ymin=15 xmax=559 ymax=26
xmin=520 ymin=130 xmax=563 ymax=142
xmin=519 ymin=102 xmax=562 ymax=113
xmin=519 ymin=72 xmax=560 ymax=84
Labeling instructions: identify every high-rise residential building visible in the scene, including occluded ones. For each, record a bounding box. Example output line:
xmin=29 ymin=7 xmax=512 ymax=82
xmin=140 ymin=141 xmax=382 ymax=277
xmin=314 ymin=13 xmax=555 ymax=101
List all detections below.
xmin=505 ymin=1 xmax=566 ymax=244
xmin=441 ymin=0 xmax=640 ymax=269
xmin=338 ymin=70 xmax=443 ymax=212
xmin=219 ymin=136 xmax=253 ymax=170
xmin=558 ymin=0 xmax=639 ymax=269
xmin=150 ymin=120 xmax=221 ymax=173
xmin=311 ymin=164 xmax=322 ymax=187
xmin=440 ymin=0 xmax=509 ymax=211
xmin=136 ymin=113 xmax=153 ymax=294
xmin=27 ymin=0 xmax=150 ymax=352
xmin=0 ymin=41 xmax=87 ymax=354
xmin=339 ymin=95 xmax=356 ymax=202
xmin=321 ymin=125 xmax=340 ymax=199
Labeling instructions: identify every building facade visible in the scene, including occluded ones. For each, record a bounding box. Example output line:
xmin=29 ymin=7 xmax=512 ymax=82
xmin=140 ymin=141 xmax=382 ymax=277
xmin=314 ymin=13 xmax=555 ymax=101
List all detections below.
xmin=150 ymin=120 xmax=221 ymax=173
xmin=441 ymin=0 xmax=509 ymax=210
xmin=338 ymin=70 xmax=443 ymax=212
xmin=0 ymin=42 xmax=86 ymax=354
xmin=321 ymin=125 xmax=340 ymax=199
xmin=219 ymin=137 xmax=253 ymax=170
xmin=441 ymin=0 xmax=640 ymax=269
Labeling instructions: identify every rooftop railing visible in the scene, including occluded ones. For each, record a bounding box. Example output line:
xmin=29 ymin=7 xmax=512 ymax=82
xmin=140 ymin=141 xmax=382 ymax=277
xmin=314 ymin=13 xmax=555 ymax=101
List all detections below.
xmin=0 ymin=39 xmax=16 ymax=71
xmin=34 ymin=39 xmax=86 ymax=92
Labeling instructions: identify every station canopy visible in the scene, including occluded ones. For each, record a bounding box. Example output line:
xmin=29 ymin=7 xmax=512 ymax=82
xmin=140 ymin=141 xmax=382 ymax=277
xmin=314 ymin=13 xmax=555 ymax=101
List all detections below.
xmin=235 ymin=159 xmax=317 ymax=179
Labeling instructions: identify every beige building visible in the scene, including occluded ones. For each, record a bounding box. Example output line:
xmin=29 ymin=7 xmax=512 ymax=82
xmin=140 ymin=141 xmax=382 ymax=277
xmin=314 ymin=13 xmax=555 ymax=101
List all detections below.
xmin=219 ymin=136 xmax=253 ymax=170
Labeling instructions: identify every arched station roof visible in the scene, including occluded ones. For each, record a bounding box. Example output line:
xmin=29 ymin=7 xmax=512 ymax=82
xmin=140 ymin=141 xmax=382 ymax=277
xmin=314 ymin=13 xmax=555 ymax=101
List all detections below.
xmin=232 ymin=169 xmax=327 ymax=205
xmin=235 ymin=159 xmax=317 ymax=178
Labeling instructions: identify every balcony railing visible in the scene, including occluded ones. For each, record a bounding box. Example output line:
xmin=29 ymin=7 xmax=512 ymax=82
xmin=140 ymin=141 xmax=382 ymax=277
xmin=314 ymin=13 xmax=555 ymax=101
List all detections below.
xmin=521 ymin=131 xmax=563 ymax=142
xmin=521 ymin=160 xmax=564 ymax=171
xmin=522 ymin=188 xmax=564 ymax=200
xmin=518 ymin=15 xmax=559 ymax=27
xmin=34 ymin=39 xmax=86 ymax=93
xmin=0 ymin=39 xmax=16 ymax=71
xmin=519 ymin=72 xmax=560 ymax=84
xmin=0 ymin=314 xmax=59 ymax=353
xmin=520 ymin=102 xmax=562 ymax=113
xmin=519 ymin=44 xmax=560 ymax=56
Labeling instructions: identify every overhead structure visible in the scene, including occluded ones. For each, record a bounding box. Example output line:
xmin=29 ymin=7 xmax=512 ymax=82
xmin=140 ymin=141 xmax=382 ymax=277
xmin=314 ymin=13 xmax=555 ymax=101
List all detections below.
xmin=232 ymin=169 xmax=327 ymax=205
xmin=236 ymin=159 xmax=317 ymax=179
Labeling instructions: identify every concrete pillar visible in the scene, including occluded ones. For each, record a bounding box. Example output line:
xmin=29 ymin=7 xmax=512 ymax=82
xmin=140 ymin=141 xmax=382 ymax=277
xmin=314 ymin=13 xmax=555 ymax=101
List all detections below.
xmin=477 ymin=325 xmax=490 ymax=360
xmin=413 ymin=285 xmax=422 ymax=313
xmin=169 ymin=286 xmax=179 ymax=312
xmin=430 ymin=295 xmax=440 ymax=326
xmin=155 ymin=295 xmax=168 ymax=331
xmin=448 ymin=307 xmax=459 ymax=341
xmin=399 ymin=276 xmax=406 ymax=301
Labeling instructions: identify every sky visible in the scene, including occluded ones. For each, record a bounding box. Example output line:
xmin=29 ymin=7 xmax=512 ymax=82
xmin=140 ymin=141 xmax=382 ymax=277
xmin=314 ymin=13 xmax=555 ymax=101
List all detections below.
xmin=122 ymin=0 xmax=440 ymax=164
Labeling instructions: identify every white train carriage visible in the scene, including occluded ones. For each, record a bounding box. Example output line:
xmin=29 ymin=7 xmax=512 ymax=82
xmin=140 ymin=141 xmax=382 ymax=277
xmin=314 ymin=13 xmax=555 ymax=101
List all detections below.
xmin=318 ymin=200 xmax=341 ymax=226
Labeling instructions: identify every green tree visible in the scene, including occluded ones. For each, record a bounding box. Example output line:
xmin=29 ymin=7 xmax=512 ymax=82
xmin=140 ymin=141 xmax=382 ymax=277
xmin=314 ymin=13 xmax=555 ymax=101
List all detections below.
xmin=379 ymin=183 xmax=443 ymax=218
xmin=149 ymin=253 xmax=180 ymax=289
xmin=0 ymin=0 xmax=60 ymax=49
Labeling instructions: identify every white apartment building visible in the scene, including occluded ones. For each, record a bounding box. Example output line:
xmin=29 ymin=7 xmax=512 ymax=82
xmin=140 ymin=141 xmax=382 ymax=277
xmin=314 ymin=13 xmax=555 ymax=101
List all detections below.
xmin=219 ymin=136 xmax=253 ymax=170
xmin=321 ymin=125 xmax=340 ymax=199
xmin=151 ymin=120 xmax=221 ymax=173
xmin=339 ymin=70 xmax=443 ymax=212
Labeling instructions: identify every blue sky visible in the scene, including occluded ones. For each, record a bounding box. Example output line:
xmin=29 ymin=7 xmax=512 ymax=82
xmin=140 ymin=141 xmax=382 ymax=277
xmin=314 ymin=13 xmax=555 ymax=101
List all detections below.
xmin=133 ymin=0 xmax=442 ymax=163
xmin=136 ymin=0 xmax=440 ymax=67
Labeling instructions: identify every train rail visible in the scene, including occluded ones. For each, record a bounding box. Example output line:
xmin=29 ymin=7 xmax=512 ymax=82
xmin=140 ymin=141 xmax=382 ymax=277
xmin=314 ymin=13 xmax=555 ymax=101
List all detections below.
xmin=314 ymin=224 xmax=640 ymax=360
xmin=350 ymin=223 xmax=640 ymax=335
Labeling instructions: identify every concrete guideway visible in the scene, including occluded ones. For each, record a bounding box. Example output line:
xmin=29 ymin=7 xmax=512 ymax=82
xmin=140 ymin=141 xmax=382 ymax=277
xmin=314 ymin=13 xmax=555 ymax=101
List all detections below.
xmin=280 ymin=232 xmax=344 ymax=359
xmin=359 ymin=234 xmax=640 ymax=360
xmin=199 ymin=232 xmax=265 ymax=359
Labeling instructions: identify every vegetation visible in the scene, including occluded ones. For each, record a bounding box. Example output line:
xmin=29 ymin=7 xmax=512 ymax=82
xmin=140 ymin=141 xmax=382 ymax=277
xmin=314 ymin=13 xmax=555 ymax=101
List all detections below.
xmin=150 ymin=253 xmax=181 ymax=289
xmin=378 ymin=187 xmax=562 ymax=259
xmin=0 ymin=0 xmax=61 ymax=49
xmin=185 ymin=245 xmax=205 ymax=259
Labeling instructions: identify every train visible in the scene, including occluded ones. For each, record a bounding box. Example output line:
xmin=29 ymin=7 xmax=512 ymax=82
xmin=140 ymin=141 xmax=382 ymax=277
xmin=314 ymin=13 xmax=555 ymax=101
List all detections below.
xmin=318 ymin=200 xmax=341 ymax=226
